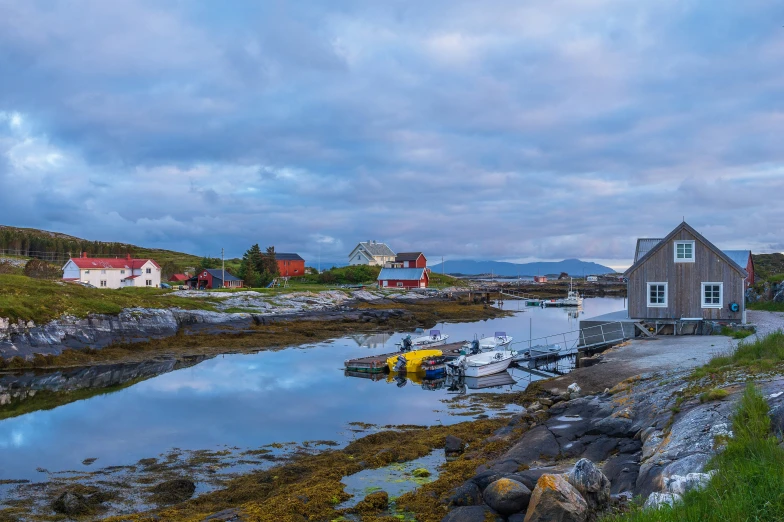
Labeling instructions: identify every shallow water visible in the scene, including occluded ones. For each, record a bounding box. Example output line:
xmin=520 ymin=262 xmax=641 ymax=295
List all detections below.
xmin=0 ymin=298 xmax=624 ymax=484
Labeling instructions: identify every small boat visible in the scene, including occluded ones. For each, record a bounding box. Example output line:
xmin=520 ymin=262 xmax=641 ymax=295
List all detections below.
xmin=472 ymin=332 xmax=514 ymax=351
xmin=397 ymin=329 xmax=449 ymax=349
xmin=420 ymin=355 xmax=448 ymax=378
xmin=528 ymin=344 xmax=562 ymax=358
xmin=387 ymin=349 xmax=443 ymax=373
xmin=446 ymin=350 xmax=514 ymax=378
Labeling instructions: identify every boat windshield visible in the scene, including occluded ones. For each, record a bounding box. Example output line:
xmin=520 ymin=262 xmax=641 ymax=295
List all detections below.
xmin=430 ymin=330 xmax=441 ymax=337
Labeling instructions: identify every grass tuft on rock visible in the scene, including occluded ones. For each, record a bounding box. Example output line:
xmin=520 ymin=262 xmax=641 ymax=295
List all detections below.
xmin=692 ymin=331 xmax=784 ymax=379
xmin=605 ymin=383 xmax=784 ymax=522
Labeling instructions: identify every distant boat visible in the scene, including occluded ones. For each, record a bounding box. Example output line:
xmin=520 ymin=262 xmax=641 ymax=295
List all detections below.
xmin=541 ymin=279 xmax=583 ymax=307
xmin=446 ymin=351 xmax=514 ymax=378
xmin=397 ymin=329 xmax=449 ymax=349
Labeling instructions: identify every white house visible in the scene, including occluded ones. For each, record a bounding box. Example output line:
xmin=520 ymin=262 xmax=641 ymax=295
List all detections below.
xmin=348 ymin=241 xmax=396 ymax=266
xmin=63 ymin=253 xmax=162 ymax=289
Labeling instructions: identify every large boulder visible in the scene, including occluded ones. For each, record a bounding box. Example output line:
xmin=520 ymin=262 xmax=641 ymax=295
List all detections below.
xmin=524 ymin=474 xmax=588 ymax=522
xmin=483 ymin=478 xmax=531 ymax=515
xmin=445 ymin=435 xmax=466 ymax=457
xmin=565 ymin=459 xmax=610 ymax=511
xmin=501 ymin=425 xmax=560 ymax=466
xmin=442 ymin=505 xmax=503 ymax=522
xmin=664 ymin=472 xmax=714 ymax=495
xmin=445 ymin=481 xmax=481 ymax=507
xmin=471 ymin=470 xmax=507 ymax=490
xmin=643 ymin=492 xmax=681 ymax=510
xmin=52 ymin=491 xmax=90 ymax=516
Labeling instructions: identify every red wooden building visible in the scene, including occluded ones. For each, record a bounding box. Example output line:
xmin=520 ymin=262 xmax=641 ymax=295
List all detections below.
xmin=169 ymin=274 xmax=189 ymax=282
xmin=276 ymin=253 xmax=305 ymax=277
xmin=195 ymin=269 xmax=244 ymax=289
xmin=394 ymin=252 xmax=427 ymax=268
xmin=377 ymin=267 xmax=429 ymax=289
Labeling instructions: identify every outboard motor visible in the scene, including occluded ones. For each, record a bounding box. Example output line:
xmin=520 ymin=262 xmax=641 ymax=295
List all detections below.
xmin=394 ymin=355 xmax=408 ymax=373
xmin=401 ymin=335 xmax=413 ymax=352
xmin=469 ymin=339 xmax=481 ymax=355
xmin=394 ymin=375 xmax=407 ymax=388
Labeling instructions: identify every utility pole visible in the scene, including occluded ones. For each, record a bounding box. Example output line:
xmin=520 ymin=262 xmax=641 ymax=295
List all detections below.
xmin=222 ymin=248 xmax=225 ymax=289
xmin=442 ymin=256 xmax=444 ymax=276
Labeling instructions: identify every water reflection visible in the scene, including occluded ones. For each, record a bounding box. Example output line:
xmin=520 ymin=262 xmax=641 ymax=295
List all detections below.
xmin=0 ymin=298 xmax=625 ymax=483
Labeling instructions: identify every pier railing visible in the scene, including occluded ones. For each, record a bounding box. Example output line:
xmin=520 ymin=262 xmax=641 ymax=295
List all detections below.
xmin=508 ymin=321 xmax=629 ymax=353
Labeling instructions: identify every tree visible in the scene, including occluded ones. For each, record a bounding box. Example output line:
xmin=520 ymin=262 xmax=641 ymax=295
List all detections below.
xmin=241 ymin=259 xmax=261 ymax=288
xmin=160 ymin=260 xmax=178 ymax=280
xmin=23 ymin=259 xmax=62 ymax=279
xmin=196 ymin=256 xmax=220 ymax=274
xmin=260 ymin=246 xmax=278 ymax=276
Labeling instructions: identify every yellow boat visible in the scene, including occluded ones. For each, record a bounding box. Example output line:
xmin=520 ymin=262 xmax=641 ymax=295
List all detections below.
xmin=386 ymin=349 xmax=443 ymax=373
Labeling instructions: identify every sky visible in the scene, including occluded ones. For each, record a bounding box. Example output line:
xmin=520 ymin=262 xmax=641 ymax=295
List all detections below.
xmin=0 ymin=0 xmax=783 ymax=270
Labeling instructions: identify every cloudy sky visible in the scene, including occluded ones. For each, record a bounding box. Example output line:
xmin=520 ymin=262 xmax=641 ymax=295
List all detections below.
xmin=0 ymin=0 xmax=782 ymax=269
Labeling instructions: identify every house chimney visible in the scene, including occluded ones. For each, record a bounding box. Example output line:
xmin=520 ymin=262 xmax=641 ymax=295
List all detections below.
xmin=126 ymin=253 xmax=132 ymax=261
xmin=81 ymin=252 xmax=88 ymax=258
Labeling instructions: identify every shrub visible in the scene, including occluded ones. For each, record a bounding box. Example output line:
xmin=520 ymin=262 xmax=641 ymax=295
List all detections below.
xmin=23 ymin=259 xmax=62 ymax=279
xmin=699 ymin=388 xmax=729 ymax=403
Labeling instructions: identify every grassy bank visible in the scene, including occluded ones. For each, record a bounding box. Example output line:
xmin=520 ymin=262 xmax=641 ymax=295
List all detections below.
xmin=606 ymin=383 xmax=784 ymax=522
xmin=0 ymin=300 xmax=506 ymax=370
xmin=693 ymin=330 xmax=784 ymax=379
xmin=748 ymin=301 xmax=784 ymax=312
xmin=0 ymin=275 xmax=220 ymax=324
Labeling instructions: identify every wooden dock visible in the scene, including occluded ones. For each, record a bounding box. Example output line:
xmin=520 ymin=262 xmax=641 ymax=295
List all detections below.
xmin=344 ymin=341 xmax=467 ymax=374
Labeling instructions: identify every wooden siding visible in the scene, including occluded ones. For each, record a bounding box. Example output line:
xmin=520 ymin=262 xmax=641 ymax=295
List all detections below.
xmin=628 ymin=228 xmax=744 ymax=321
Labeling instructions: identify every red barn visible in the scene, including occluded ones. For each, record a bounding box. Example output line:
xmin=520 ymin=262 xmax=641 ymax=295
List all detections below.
xmin=377 ymin=267 xmax=429 ymax=289
xmin=169 ymin=274 xmax=189 ymax=282
xmin=276 ymin=253 xmax=305 ymax=277
xmin=196 ymin=269 xmax=244 ymax=289
xmin=394 ymin=252 xmax=427 ymax=268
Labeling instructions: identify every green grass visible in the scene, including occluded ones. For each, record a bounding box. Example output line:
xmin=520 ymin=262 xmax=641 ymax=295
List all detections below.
xmin=753 ymin=253 xmax=784 ymax=281
xmin=720 ymin=326 xmax=755 ymax=339
xmin=699 ymin=388 xmax=729 ymax=403
xmin=0 ymin=274 xmax=220 ymax=324
xmin=692 ymin=331 xmax=784 ymax=379
xmin=605 ymin=383 xmax=784 ymax=522
xmin=428 ymin=272 xmax=469 ymax=289
xmin=748 ymin=301 xmax=784 ymax=312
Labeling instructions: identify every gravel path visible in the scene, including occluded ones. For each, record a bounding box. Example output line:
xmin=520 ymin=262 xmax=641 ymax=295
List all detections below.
xmin=748 ymin=309 xmax=784 ymax=338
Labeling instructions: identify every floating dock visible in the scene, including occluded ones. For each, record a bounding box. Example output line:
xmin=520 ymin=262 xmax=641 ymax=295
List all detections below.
xmin=344 ymin=341 xmax=467 ymax=374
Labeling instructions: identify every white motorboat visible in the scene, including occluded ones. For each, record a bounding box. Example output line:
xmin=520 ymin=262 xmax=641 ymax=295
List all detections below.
xmin=467 ymin=331 xmax=514 ymax=351
xmin=562 ymin=289 xmax=584 ymax=307
xmin=447 ymin=350 xmax=514 ymax=378
xmin=398 ymin=329 xmax=449 ymax=349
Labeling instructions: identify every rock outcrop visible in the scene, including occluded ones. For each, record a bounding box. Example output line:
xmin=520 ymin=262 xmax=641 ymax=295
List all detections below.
xmin=524 ymin=474 xmax=588 ymax=522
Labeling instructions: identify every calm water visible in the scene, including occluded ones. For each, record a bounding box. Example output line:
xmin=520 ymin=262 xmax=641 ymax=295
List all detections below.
xmin=0 ymin=298 xmax=624 ymax=483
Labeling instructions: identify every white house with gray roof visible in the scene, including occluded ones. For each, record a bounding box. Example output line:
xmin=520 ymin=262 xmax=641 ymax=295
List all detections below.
xmin=348 ymin=241 xmax=396 ymax=266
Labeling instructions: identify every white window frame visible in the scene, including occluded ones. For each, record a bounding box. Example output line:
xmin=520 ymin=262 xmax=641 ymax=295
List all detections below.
xmin=647 ymin=282 xmax=668 ymax=307
xmin=146 ymin=279 xmax=153 ymax=286
xmin=674 ymin=240 xmax=695 ymax=263
xmin=701 ymin=282 xmax=723 ymax=309
xmin=100 ymin=280 xmax=107 ymax=287
xmin=397 ymin=282 xmax=404 ymax=287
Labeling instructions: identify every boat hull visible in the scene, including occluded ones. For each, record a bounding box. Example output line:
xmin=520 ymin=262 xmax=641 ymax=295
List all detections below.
xmin=464 ymin=356 xmax=513 ymax=377
xmin=386 ymin=349 xmax=443 ymax=373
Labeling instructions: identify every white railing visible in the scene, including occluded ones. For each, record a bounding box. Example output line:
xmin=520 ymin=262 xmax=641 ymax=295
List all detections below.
xmin=508 ymin=321 xmax=628 ymax=353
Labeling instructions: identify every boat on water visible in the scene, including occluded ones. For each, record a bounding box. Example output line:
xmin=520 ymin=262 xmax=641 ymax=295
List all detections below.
xmin=420 ymin=355 xmax=448 ymax=378
xmin=387 ymin=349 xmax=443 ymax=373
xmin=541 ymin=280 xmax=583 ymax=307
xmin=446 ymin=350 xmax=514 ymax=378
xmin=465 ymin=332 xmax=514 ymax=351
xmin=397 ymin=329 xmax=449 ymax=349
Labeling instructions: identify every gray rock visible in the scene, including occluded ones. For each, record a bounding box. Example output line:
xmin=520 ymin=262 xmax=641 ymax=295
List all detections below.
xmin=501 ymin=425 xmax=560 ymax=466
xmin=445 ymin=482 xmax=481 ymax=507
xmin=565 ymin=459 xmax=611 ymax=511
xmin=445 ymin=434 xmax=466 ymax=457
xmin=52 ymin=491 xmax=90 ymax=516
xmin=483 ymin=478 xmax=531 ymax=515
xmin=524 ymin=474 xmax=588 ymax=522
xmin=602 ymin=455 xmax=640 ymax=494
xmin=471 ymin=470 xmax=507 ymax=490
xmin=664 ymin=472 xmax=715 ymax=495
xmin=202 ymin=508 xmax=244 ymax=521
xmin=442 ymin=505 xmax=502 ymax=522
xmin=589 ymin=416 xmax=634 ymax=437
xmin=580 ymin=435 xmax=619 ymax=462
xmin=643 ymin=492 xmax=681 ymax=510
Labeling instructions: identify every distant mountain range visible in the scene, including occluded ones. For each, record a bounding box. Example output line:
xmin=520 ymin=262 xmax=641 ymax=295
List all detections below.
xmin=428 ymin=258 xmax=616 ymax=277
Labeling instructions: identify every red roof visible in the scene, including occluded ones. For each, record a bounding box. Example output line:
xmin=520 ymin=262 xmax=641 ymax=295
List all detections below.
xmin=123 ymin=275 xmax=141 ymax=279
xmin=169 ymin=274 xmax=189 ymax=281
xmin=69 ymin=257 xmax=161 ymax=270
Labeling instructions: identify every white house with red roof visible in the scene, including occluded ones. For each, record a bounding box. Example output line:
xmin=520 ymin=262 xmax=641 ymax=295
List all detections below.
xmin=62 ymin=253 xmax=162 ymax=289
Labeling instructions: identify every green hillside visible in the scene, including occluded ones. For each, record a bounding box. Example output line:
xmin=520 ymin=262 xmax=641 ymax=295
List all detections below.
xmin=753 ymin=253 xmax=784 ymax=282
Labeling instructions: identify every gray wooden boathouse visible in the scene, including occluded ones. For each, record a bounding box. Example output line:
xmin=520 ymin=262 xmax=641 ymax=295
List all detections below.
xmin=625 ymin=221 xmax=747 ymax=329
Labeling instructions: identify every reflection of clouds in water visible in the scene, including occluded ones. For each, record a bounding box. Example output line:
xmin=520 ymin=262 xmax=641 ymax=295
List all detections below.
xmin=0 ymin=429 xmax=25 ymax=448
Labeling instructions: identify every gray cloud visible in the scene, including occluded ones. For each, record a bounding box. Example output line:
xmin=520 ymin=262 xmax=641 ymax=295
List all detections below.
xmin=0 ymin=0 xmax=783 ymax=268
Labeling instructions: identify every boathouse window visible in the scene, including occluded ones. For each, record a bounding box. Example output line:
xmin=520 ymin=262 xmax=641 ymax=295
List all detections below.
xmin=701 ymin=282 xmax=723 ymax=308
xmin=647 ymin=282 xmax=668 ymax=307
xmin=674 ymin=241 xmax=695 ymax=262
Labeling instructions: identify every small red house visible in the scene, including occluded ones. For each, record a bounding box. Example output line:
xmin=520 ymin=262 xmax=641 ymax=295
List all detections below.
xmin=394 ymin=252 xmax=427 ymax=268
xmin=169 ymin=274 xmax=189 ymax=282
xmin=534 ymin=275 xmax=548 ymax=283
xmin=377 ymin=267 xmax=429 ymax=289
xmin=276 ymin=253 xmax=305 ymax=277
xmin=723 ymin=251 xmax=754 ymax=289
xmin=196 ymin=269 xmax=244 ymax=289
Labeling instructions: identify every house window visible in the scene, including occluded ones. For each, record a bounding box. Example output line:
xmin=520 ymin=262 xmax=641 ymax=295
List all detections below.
xmin=101 ymin=270 xmax=107 ymax=274
xmin=702 ymin=282 xmax=723 ymax=308
xmin=647 ymin=282 xmax=667 ymax=307
xmin=674 ymin=241 xmax=695 ymax=263
xmin=146 ymin=268 xmax=152 ymax=274
xmin=120 ymin=270 xmax=125 ymax=274
xmin=100 ymin=280 xmax=107 ymax=287
xmin=397 ymin=282 xmax=404 ymax=287
xmin=84 ymin=270 xmax=90 ymax=274
xmin=146 ymin=279 xmax=152 ymax=286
